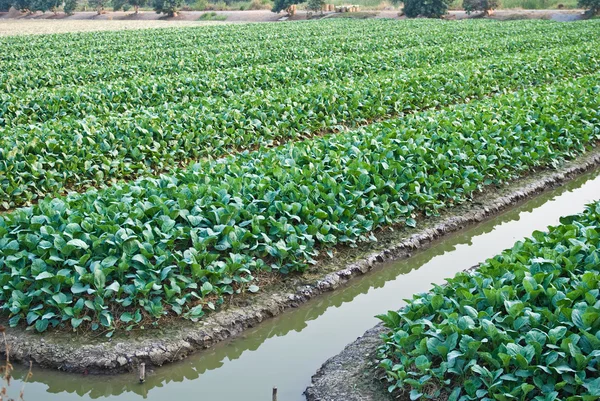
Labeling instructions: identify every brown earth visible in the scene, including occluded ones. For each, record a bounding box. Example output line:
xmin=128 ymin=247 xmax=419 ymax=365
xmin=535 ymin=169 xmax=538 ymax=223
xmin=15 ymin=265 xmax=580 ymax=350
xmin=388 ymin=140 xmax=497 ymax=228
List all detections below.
xmin=0 ymin=9 xmax=586 ymax=35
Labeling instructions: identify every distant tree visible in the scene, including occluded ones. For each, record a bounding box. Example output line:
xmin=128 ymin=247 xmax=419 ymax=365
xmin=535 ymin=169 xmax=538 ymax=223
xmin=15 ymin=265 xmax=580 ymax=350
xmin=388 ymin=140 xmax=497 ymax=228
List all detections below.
xmin=13 ymin=0 xmax=33 ymax=12
xmin=153 ymin=0 xmax=181 ymax=16
xmin=129 ymin=0 xmax=145 ymax=13
xmin=307 ymin=0 xmax=322 ymax=11
xmin=39 ymin=0 xmax=62 ymax=13
xmin=397 ymin=0 xmax=451 ymax=17
xmin=463 ymin=0 xmax=498 ymax=14
xmin=578 ymin=0 xmax=599 ymax=14
xmin=112 ymin=0 xmax=126 ymax=9
xmin=89 ymin=0 xmax=108 ymax=13
xmin=63 ymin=0 xmax=77 ymax=13
xmin=271 ymin=0 xmax=301 ymax=13
xmin=32 ymin=0 xmax=50 ymax=12
xmin=0 ymin=0 xmax=11 ymax=11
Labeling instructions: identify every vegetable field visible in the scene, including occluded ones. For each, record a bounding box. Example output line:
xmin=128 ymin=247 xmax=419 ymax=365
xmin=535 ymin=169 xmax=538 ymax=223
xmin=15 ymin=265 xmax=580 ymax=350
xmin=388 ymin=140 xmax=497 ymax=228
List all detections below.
xmin=377 ymin=201 xmax=600 ymax=400
xmin=1 ymin=19 xmax=600 ymax=334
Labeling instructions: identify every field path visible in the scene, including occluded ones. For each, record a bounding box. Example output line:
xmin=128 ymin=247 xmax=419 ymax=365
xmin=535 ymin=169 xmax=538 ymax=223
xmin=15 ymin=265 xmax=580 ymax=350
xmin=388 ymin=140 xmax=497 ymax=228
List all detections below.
xmin=0 ymin=9 xmax=586 ymax=35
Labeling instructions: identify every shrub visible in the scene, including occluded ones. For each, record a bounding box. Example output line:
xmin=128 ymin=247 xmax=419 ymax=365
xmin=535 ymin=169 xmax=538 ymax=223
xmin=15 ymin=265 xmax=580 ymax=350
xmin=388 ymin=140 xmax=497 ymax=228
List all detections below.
xmin=198 ymin=9 xmax=227 ymax=17
xmin=377 ymin=202 xmax=600 ymax=400
xmin=579 ymin=0 xmax=599 ymax=13
xmin=463 ymin=0 xmax=498 ymax=13
xmin=399 ymin=0 xmax=452 ymax=17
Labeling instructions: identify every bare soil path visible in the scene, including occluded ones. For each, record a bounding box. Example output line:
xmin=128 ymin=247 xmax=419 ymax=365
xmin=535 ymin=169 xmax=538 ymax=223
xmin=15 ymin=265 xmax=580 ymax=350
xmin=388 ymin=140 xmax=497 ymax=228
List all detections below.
xmin=0 ymin=9 xmax=586 ymax=35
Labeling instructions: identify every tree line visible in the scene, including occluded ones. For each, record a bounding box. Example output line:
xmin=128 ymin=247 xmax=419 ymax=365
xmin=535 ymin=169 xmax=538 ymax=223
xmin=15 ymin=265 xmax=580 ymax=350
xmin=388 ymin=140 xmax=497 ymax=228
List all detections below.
xmin=0 ymin=0 xmax=189 ymax=16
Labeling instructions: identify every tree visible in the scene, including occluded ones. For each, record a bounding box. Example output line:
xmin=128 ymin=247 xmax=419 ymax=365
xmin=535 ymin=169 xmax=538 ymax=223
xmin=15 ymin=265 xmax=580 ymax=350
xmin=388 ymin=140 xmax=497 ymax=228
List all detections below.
xmin=13 ymin=0 xmax=33 ymax=12
xmin=34 ymin=0 xmax=62 ymax=13
xmin=463 ymin=0 xmax=498 ymax=14
xmin=112 ymin=0 xmax=126 ymax=9
xmin=153 ymin=0 xmax=181 ymax=16
xmin=271 ymin=0 xmax=300 ymax=13
xmin=89 ymin=0 xmax=108 ymax=13
xmin=307 ymin=0 xmax=322 ymax=11
xmin=0 ymin=0 xmax=11 ymax=11
xmin=63 ymin=0 xmax=77 ymax=13
xmin=129 ymin=0 xmax=146 ymax=13
xmin=396 ymin=0 xmax=452 ymax=17
xmin=578 ymin=0 xmax=599 ymax=14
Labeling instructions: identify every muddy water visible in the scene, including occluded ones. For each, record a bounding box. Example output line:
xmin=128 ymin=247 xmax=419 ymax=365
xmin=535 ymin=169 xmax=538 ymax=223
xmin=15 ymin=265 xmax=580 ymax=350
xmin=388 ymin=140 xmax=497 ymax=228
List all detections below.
xmin=8 ymin=169 xmax=600 ymax=401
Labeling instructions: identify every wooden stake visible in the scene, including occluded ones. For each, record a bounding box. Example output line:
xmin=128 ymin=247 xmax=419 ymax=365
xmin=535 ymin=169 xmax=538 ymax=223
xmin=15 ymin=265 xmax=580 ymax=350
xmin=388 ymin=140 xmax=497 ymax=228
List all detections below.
xmin=272 ymin=387 xmax=278 ymax=401
xmin=139 ymin=363 xmax=146 ymax=383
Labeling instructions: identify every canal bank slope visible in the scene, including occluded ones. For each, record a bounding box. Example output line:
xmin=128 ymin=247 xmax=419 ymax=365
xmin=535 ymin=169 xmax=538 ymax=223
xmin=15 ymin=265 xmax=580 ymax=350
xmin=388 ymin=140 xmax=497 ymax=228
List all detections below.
xmin=305 ymin=324 xmax=389 ymax=401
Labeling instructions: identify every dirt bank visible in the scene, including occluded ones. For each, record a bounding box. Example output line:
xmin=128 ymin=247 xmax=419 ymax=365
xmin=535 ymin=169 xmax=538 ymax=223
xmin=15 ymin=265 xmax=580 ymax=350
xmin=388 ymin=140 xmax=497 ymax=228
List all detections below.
xmin=0 ymin=9 xmax=586 ymax=35
xmin=3 ymin=148 xmax=600 ymax=375
xmin=305 ymin=323 xmax=390 ymax=401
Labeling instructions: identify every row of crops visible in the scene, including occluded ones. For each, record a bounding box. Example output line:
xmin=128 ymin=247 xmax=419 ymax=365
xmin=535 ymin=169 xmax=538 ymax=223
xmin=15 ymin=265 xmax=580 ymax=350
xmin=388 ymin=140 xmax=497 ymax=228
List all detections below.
xmin=1 ymin=19 xmax=600 ymax=334
xmin=376 ymin=201 xmax=600 ymax=400
xmin=2 ymin=71 xmax=600 ymax=332
xmin=1 ymin=20 xmax=599 ymax=209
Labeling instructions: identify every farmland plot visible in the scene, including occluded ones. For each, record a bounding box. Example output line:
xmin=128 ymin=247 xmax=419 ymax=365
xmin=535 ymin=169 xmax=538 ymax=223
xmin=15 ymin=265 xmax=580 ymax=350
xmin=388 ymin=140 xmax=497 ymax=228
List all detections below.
xmin=0 ymin=20 xmax=599 ymax=208
xmin=0 ymin=19 xmax=599 ymax=335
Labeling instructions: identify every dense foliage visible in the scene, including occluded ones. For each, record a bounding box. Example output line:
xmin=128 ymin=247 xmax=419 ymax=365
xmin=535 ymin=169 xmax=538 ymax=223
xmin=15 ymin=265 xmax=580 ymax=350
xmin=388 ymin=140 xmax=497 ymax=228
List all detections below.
xmin=377 ymin=201 xmax=600 ymax=400
xmin=88 ymin=0 xmax=109 ymax=13
xmin=271 ymin=0 xmax=299 ymax=12
xmin=463 ymin=0 xmax=498 ymax=14
xmin=578 ymin=0 xmax=599 ymax=14
xmin=400 ymin=0 xmax=452 ymax=17
xmin=1 ymin=20 xmax=599 ymax=209
xmin=307 ymin=0 xmax=323 ymax=11
xmin=63 ymin=0 xmax=77 ymax=14
xmin=153 ymin=0 xmax=182 ymax=15
xmin=1 ymin=67 xmax=599 ymax=333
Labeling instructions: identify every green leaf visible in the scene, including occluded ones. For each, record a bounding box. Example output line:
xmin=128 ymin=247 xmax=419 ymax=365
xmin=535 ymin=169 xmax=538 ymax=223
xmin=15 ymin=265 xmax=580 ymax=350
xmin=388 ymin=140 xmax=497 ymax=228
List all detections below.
xmin=35 ymin=271 xmax=54 ymax=280
xmin=94 ymin=268 xmax=106 ymax=290
xmin=35 ymin=319 xmax=49 ymax=332
xmin=67 ymin=239 xmax=89 ymax=250
xmin=583 ymin=377 xmax=600 ymax=396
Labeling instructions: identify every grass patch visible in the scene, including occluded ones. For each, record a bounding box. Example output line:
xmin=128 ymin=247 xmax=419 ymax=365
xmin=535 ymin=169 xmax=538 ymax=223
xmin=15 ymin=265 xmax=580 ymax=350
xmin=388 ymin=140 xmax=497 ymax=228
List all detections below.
xmin=197 ymin=10 xmax=228 ymax=19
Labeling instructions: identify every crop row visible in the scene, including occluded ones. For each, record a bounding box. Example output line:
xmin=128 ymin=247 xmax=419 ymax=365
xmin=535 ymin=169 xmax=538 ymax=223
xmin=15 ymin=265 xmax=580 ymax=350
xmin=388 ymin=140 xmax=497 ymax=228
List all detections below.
xmin=1 ymin=72 xmax=599 ymax=333
xmin=2 ymin=43 xmax=599 ymax=209
xmin=0 ymin=20 xmax=501 ymax=91
xmin=377 ymin=202 xmax=600 ymax=400
xmin=1 ymin=19 xmax=591 ymax=92
xmin=4 ymin=25 xmax=595 ymax=126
